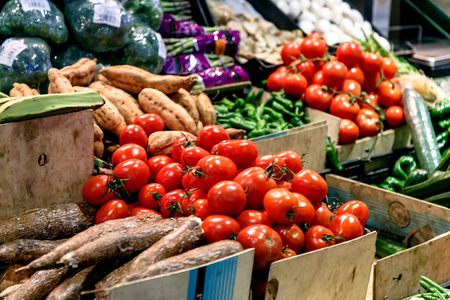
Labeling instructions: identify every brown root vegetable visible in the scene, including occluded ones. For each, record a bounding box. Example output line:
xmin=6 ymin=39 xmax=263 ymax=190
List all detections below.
xmin=9 ymin=83 xmax=39 ymax=97
xmin=0 ymin=203 xmax=96 ymax=245
xmin=23 ymin=214 xmax=161 ymax=272
xmin=89 ymin=81 xmax=144 ymax=124
xmin=94 ymin=259 xmax=135 ymax=300
xmin=59 ymin=217 xmax=186 ymax=269
xmin=139 ymin=88 xmax=197 ymax=134
xmin=47 ymin=68 xmax=74 ymax=94
xmin=197 ymin=120 xmax=204 ymax=133
xmin=127 ymin=216 xmax=204 ymax=279
xmin=170 ymin=88 xmax=199 ymax=123
xmin=226 ymin=128 xmax=246 ymax=139
xmin=0 ymin=265 xmax=32 ymax=292
xmin=127 ymin=240 xmax=243 ymax=282
xmin=93 ymin=74 xmax=112 ymax=85
xmin=59 ymin=58 xmax=97 ymax=87
xmin=3 ymin=267 xmax=69 ymax=300
xmin=0 ymin=239 xmax=66 ymax=266
xmin=195 ymin=92 xmax=216 ymax=126
xmin=146 ymin=130 xmax=197 ymax=156
xmin=94 ymin=123 xmax=105 ymax=158
xmin=100 ymin=65 xmax=197 ymax=94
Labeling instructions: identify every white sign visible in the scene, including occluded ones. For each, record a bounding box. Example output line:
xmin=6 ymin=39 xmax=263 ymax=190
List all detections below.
xmin=0 ymin=40 xmax=28 ymax=67
xmin=19 ymin=0 xmax=51 ymax=12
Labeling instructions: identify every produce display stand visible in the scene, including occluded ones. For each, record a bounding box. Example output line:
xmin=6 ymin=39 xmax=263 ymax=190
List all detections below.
xmin=326 ymin=174 xmax=450 ymax=300
xmin=0 ymin=109 xmax=93 ymax=219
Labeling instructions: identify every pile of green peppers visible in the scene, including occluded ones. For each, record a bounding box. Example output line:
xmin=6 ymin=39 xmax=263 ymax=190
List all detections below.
xmin=432 ymin=99 xmax=450 ymax=157
xmin=214 ymin=90 xmax=308 ymax=139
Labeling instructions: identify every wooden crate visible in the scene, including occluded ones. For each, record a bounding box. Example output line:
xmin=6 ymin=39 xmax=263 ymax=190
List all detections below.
xmin=0 ymin=110 xmax=94 ymax=219
xmin=326 ymin=174 xmax=450 ymax=300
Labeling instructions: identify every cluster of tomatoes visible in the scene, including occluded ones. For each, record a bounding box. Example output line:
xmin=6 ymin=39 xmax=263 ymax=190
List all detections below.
xmin=82 ymin=121 xmax=369 ymax=287
xmin=267 ymin=32 xmax=405 ymax=145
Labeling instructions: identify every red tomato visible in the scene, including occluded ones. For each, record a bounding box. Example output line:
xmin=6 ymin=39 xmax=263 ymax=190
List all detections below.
xmin=138 ymin=183 xmax=166 ymax=210
xmin=236 ymin=210 xmax=273 ymax=229
xmin=355 ymin=108 xmax=380 ymax=137
xmin=291 ymin=192 xmax=315 ymax=225
xmin=180 ymin=146 xmax=210 ymax=168
xmin=328 ymin=213 xmax=364 ymax=242
xmin=336 ymin=41 xmax=362 ymax=68
xmin=304 ymin=84 xmax=333 ymax=111
xmin=147 ymin=155 xmax=173 ymax=180
xmin=95 ymin=199 xmax=129 ymax=224
xmin=159 ymin=189 xmax=185 ymax=218
xmin=289 ymin=60 xmax=316 ymax=81
xmin=358 ymin=92 xmax=378 ymax=111
xmin=112 ymin=143 xmax=147 ymax=165
xmin=281 ymin=248 xmax=297 ymax=259
xmin=322 ymin=61 xmax=348 ymax=88
xmin=337 ymin=200 xmax=369 ymax=226
xmin=291 ymin=169 xmax=328 ymax=203
xmin=267 ymin=70 xmax=288 ymax=92
xmin=340 ymin=79 xmax=362 ymax=97
xmin=172 ymin=136 xmax=199 ymax=163
xmin=181 ymin=188 xmax=207 ymax=215
xmin=182 ymin=169 xmax=201 ymax=190
xmin=362 ymin=72 xmax=381 ymax=92
xmin=305 ymin=32 xmax=325 ymax=40
xmin=207 ymin=181 xmax=247 ymax=216
xmin=198 ymin=125 xmax=230 ymax=152
xmin=282 ymin=73 xmax=307 ymax=97
xmin=128 ymin=202 xmax=141 ymax=214
xmin=251 ymin=154 xmax=285 ymax=181
xmin=263 ymin=188 xmax=298 ymax=225
xmin=277 ymin=181 xmax=292 ymax=190
xmin=360 ymin=52 xmax=383 ymax=75
xmin=202 ymin=215 xmax=241 ymax=244
xmin=339 ymin=119 xmax=360 ymax=144
xmin=190 ymin=199 xmax=211 ymax=220
xmin=377 ymin=81 xmax=402 ymax=107
xmin=381 ymin=57 xmax=397 ymax=79
xmin=155 ymin=162 xmax=185 ymax=192
xmin=276 ymin=150 xmax=303 ymax=180
xmin=385 ymin=105 xmax=405 ymax=128
xmin=215 ymin=139 xmax=258 ymax=169
xmin=237 ymin=224 xmax=283 ymax=270
xmin=114 ymin=159 xmax=150 ymax=193
xmin=119 ymin=124 xmax=148 ymax=148
xmin=82 ymin=175 xmax=115 ymax=206
xmin=329 ymin=94 xmax=360 ymax=121
xmin=130 ymin=207 xmax=162 ymax=217
xmin=133 ymin=113 xmax=164 ymax=136
xmin=312 ymin=203 xmax=334 ymax=227
xmin=196 ymin=155 xmax=238 ymax=191
xmin=303 ymin=225 xmax=336 ymax=252
xmin=234 ymin=167 xmax=277 ymax=210
xmin=300 ymin=37 xmax=327 ymax=59
xmin=346 ymin=66 xmax=365 ymax=85
xmin=274 ymin=223 xmax=305 ymax=252
xmin=281 ymin=41 xmax=302 ymax=65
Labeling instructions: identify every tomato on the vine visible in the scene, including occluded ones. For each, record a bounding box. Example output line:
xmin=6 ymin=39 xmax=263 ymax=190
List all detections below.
xmin=337 ymin=200 xmax=369 ymax=226
xmin=190 ymin=199 xmax=211 ymax=220
xmin=328 ymin=213 xmax=364 ymax=242
xmin=267 ymin=70 xmax=288 ymax=92
xmin=346 ymin=66 xmax=365 ymax=85
xmin=329 ymin=94 xmax=360 ymax=121
xmin=112 ymin=143 xmax=147 ymax=165
xmin=291 ymin=169 xmax=328 ymax=203
xmin=155 ymin=162 xmax=185 ymax=192
xmin=215 ymin=139 xmax=258 ymax=169
xmin=180 ymin=146 xmax=210 ymax=168
xmin=377 ymin=81 xmax=402 ymax=107
xmin=147 ymin=155 xmax=173 ymax=180
xmin=304 ymin=84 xmax=333 ymax=111
xmin=362 ymin=72 xmax=381 ymax=92
xmin=322 ymin=61 xmax=348 ymax=88
xmin=138 ymin=183 xmax=166 ymax=210
xmin=355 ymin=108 xmax=380 ymax=137
xmin=198 ymin=125 xmax=230 ymax=152
xmin=196 ymin=155 xmax=237 ymax=191
xmin=303 ymin=225 xmax=337 ymax=252
xmin=291 ymin=192 xmax=315 ymax=225
xmin=263 ymin=188 xmax=298 ymax=225
xmin=281 ymin=41 xmax=302 ymax=65
xmin=133 ymin=113 xmax=164 ymax=136
xmin=289 ymin=60 xmax=316 ymax=81
xmin=340 ymin=79 xmax=361 ymax=97
xmin=274 ymin=223 xmax=305 ymax=252
xmin=312 ymin=203 xmax=334 ymax=227
xmin=360 ymin=52 xmax=383 ymax=75
xmin=234 ymin=167 xmax=277 ymax=210
xmin=336 ymin=41 xmax=362 ymax=68
xmin=119 ymin=124 xmax=148 ymax=148
xmin=282 ymin=73 xmax=308 ymax=97
xmin=181 ymin=188 xmax=207 ymax=215
xmin=381 ymin=57 xmax=397 ymax=79
xmin=358 ymin=92 xmax=378 ymax=111
xmin=300 ymin=37 xmax=327 ymax=59
xmin=276 ymin=150 xmax=303 ymax=180
xmin=252 ymin=154 xmax=285 ymax=181
xmin=207 ymin=181 xmax=247 ymax=216
xmin=160 ymin=189 xmax=185 ymax=218
xmin=82 ymin=175 xmax=115 ymax=206
xmin=182 ymin=169 xmax=201 ymax=190
xmin=202 ymin=215 xmax=241 ymax=244
xmin=339 ymin=119 xmax=360 ymax=145
xmin=235 ymin=210 xmax=273 ymax=229
xmin=95 ymin=199 xmax=129 ymax=224
xmin=172 ymin=136 xmax=199 ymax=163
xmin=114 ymin=159 xmax=150 ymax=193
xmin=385 ymin=105 xmax=405 ymax=128
xmin=281 ymin=248 xmax=297 ymax=259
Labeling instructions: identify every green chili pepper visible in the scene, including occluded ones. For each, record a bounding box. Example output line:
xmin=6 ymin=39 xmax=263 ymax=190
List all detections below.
xmin=247 ymin=128 xmax=266 ymax=138
xmin=326 ymin=139 xmax=344 ymax=171
xmin=438 ymin=118 xmax=450 ymax=130
xmin=264 ymin=128 xmax=281 ymax=135
xmin=256 ymin=118 xmax=267 ymax=130
xmin=216 ymin=112 xmax=242 ymax=119
xmin=217 ymin=122 xmax=231 ymax=129
xmin=213 ymin=104 xmax=229 ymax=114
xmin=392 ymin=155 xmax=418 ymax=181
xmin=263 ymin=106 xmax=284 ymax=120
xmin=436 ymin=131 xmax=449 ymax=151
xmin=290 ymin=116 xmax=304 ymax=127
xmin=220 ymin=98 xmax=235 ymax=111
xmin=271 ymin=101 xmax=296 ymax=116
xmin=233 ymin=96 xmax=246 ymax=108
xmin=217 ymin=118 xmax=231 ymax=124
xmin=442 ymin=147 xmax=450 ymax=157
xmin=272 ymin=93 xmax=294 ymax=109
xmin=229 ymin=116 xmax=256 ymax=131
xmin=253 ymin=88 xmax=264 ymax=105
xmin=379 ymin=177 xmax=405 ymax=192
xmin=244 ymin=103 xmax=256 ymax=118
xmin=245 ymin=89 xmax=254 ymax=103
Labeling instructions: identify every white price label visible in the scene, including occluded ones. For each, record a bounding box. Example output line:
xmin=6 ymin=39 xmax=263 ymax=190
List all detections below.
xmin=93 ymin=3 xmax=121 ymax=28
xmin=0 ymin=40 xmax=27 ymax=68
xmin=19 ymin=0 xmax=51 ymax=12
xmin=155 ymin=33 xmax=167 ymax=61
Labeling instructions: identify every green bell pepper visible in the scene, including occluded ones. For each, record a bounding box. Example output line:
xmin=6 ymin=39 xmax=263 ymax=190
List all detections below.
xmin=379 ymin=177 xmax=405 ymax=192
xmin=403 ymin=169 xmax=429 ymax=189
xmin=393 ymin=155 xmax=418 ymax=181
xmin=326 ymin=138 xmax=344 ymax=171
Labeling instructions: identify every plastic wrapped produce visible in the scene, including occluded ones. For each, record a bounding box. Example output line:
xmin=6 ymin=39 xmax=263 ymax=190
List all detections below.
xmin=158 ymin=13 xmax=220 ymax=38
xmin=0 ymin=37 xmax=52 ymax=94
xmin=163 ymin=54 xmax=234 ymax=75
xmin=52 ymin=45 xmax=96 ymax=69
xmin=121 ymin=0 xmax=163 ymax=31
xmin=194 ymin=65 xmax=249 ymax=90
xmin=65 ymin=0 xmax=132 ymax=53
xmin=120 ymin=25 xmax=166 ymax=74
xmin=0 ymin=0 xmax=68 ymax=44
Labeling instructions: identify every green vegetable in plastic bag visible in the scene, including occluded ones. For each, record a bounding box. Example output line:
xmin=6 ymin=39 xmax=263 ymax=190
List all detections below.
xmin=0 ymin=37 xmax=52 ymax=94
xmin=65 ymin=0 xmax=132 ymax=53
xmin=0 ymin=0 xmax=68 ymax=44
xmin=52 ymin=44 xmax=97 ymax=69
xmin=121 ymin=0 xmax=163 ymax=31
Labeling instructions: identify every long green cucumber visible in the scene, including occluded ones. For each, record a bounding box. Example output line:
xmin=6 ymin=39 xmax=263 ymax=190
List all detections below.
xmin=0 ymin=92 xmax=104 ymax=124
xmin=423 ymin=192 xmax=450 ymax=208
xmin=376 ymin=235 xmax=406 ymax=258
xmin=400 ymin=171 xmax=450 ymax=199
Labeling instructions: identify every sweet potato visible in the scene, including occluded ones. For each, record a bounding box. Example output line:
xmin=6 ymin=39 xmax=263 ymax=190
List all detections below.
xmin=126 ymin=216 xmax=204 ymax=281
xmin=195 ymin=92 xmax=216 ymax=126
xmin=23 ymin=214 xmax=161 ymax=272
xmin=139 ymin=88 xmax=197 ymax=134
xmin=60 ymin=58 xmax=97 ymax=87
xmin=0 ymin=239 xmax=66 ymax=266
xmin=127 ymin=240 xmax=243 ymax=282
xmin=89 ymin=81 xmax=144 ymax=124
xmin=93 ymin=123 xmax=104 ymax=158
xmin=226 ymin=128 xmax=246 ymax=139
xmin=0 ymin=203 xmax=96 ymax=245
xmin=93 ymin=74 xmax=112 ymax=85
xmin=170 ymin=88 xmax=199 ymax=123
xmin=9 ymin=83 xmax=39 ymax=97
xmin=0 ymin=265 xmax=31 ymax=292
xmin=146 ymin=130 xmax=197 ymax=156
xmin=59 ymin=217 xmax=186 ymax=269
xmin=47 ymin=68 xmax=74 ymax=94
xmin=197 ymin=120 xmax=204 ymax=133
xmin=100 ymin=65 xmax=197 ymax=94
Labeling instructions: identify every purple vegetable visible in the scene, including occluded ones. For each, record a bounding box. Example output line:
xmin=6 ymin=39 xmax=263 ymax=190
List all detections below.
xmin=163 ymin=54 xmax=235 ymax=75
xmin=158 ymin=14 xmax=219 ymax=38
xmin=194 ymin=65 xmax=250 ymax=90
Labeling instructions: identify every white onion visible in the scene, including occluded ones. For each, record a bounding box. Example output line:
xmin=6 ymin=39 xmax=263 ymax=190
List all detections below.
xmin=289 ymin=1 xmax=302 ymax=19
xmin=347 ymin=8 xmax=364 ymax=24
xmin=324 ymin=30 xmax=342 ymax=45
xmin=310 ymin=2 xmax=322 ymax=16
xmin=352 ymin=27 xmax=365 ymax=41
xmin=300 ymin=10 xmax=318 ymax=24
xmin=374 ymin=33 xmax=391 ymax=50
xmin=299 ymin=0 xmax=311 ymax=11
xmin=325 ymin=0 xmax=342 ymax=8
xmin=320 ymin=7 xmax=332 ymax=20
xmin=340 ymin=1 xmax=351 ymax=13
xmin=362 ymin=21 xmax=373 ymax=35
xmin=299 ymin=20 xmax=316 ymax=34
xmin=316 ymin=19 xmax=332 ymax=33
xmin=339 ymin=17 xmax=354 ymax=34
xmin=277 ymin=0 xmax=290 ymax=15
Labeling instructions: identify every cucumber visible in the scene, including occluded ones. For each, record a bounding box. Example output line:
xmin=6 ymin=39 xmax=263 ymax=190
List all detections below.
xmin=435 ymin=148 xmax=450 ymax=172
xmin=400 ymin=171 xmax=450 ymax=199
xmin=423 ymin=192 xmax=450 ymax=208
xmin=402 ymin=169 xmax=428 ymax=189
xmin=376 ymin=235 xmax=406 ymax=258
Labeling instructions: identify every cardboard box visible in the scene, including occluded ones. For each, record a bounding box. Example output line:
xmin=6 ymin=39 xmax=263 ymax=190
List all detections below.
xmin=109 ymin=249 xmax=255 ymax=300
xmin=0 ymin=110 xmax=94 ymax=219
xmin=326 ymin=174 xmax=450 ymax=300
